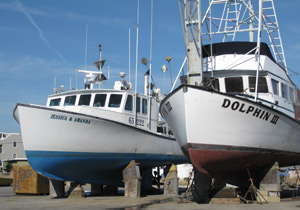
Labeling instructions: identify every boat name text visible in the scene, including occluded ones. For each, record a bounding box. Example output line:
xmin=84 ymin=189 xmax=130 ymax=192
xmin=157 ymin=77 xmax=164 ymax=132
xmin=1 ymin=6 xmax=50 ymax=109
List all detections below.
xmin=50 ymin=114 xmax=91 ymax=124
xmin=221 ymin=99 xmax=279 ymax=125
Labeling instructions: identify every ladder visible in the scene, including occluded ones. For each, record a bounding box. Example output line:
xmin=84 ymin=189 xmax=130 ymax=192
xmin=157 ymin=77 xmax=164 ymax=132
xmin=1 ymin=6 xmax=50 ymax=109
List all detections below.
xmin=202 ymin=0 xmax=288 ymax=72
xmin=222 ymin=0 xmax=242 ymax=42
xmin=261 ymin=0 xmax=287 ymax=71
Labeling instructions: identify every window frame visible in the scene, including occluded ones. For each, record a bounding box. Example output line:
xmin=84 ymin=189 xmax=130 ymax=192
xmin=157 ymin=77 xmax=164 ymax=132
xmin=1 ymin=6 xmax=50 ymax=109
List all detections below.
xmin=142 ymin=98 xmax=147 ymax=114
xmin=289 ymin=86 xmax=296 ymax=104
xmin=136 ymin=97 xmax=141 ymax=113
xmin=64 ymin=95 xmax=77 ymax=106
xmin=281 ymin=83 xmax=289 ymax=100
xmin=271 ymin=79 xmax=279 ymax=96
xmin=125 ymin=95 xmax=133 ymax=111
xmin=50 ymin=98 xmax=61 ymax=106
xmin=78 ymin=94 xmax=92 ymax=106
xmin=108 ymin=94 xmax=123 ymax=108
xmin=93 ymin=94 xmax=107 ymax=107
xmin=248 ymin=76 xmax=268 ymax=93
xmin=225 ymin=77 xmax=244 ymax=93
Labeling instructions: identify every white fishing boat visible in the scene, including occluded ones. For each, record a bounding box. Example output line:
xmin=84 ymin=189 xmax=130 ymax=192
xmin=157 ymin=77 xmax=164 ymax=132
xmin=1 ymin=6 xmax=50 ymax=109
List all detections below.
xmin=13 ymin=46 xmax=187 ymax=186
xmin=160 ymin=0 xmax=300 ymax=188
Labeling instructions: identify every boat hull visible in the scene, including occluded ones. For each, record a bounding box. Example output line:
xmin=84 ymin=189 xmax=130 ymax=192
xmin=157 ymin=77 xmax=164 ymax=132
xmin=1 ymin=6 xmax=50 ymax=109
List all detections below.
xmin=14 ymin=104 xmax=187 ymax=186
xmin=160 ymin=85 xmax=300 ymax=187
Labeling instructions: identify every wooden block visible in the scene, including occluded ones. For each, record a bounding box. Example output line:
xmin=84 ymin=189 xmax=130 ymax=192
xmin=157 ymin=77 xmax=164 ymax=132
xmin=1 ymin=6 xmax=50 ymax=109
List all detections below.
xmin=260 ymin=162 xmax=280 ymax=191
xmin=68 ymin=185 xmax=85 ymax=198
xmin=13 ymin=165 xmax=49 ymax=195
xmin=124 ymin=179 xmax=141 ymax=198
xmin=257 ymin=190 xmax=280 ymax=203
xmin=49 ymin=179 xmax=65 ymax=198
xmin=164 ymin=178 xmax=178 ymax=195
xmin=122 ymin=160 xmax=141 ymax=198
xmin=209 ymin=198 xmax=240 ymax=204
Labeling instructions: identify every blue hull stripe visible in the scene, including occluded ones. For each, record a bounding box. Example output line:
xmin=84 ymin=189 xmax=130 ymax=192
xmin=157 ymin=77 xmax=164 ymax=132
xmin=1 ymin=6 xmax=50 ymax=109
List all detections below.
xmin=26 ymin=150 xmax=187 ymax=186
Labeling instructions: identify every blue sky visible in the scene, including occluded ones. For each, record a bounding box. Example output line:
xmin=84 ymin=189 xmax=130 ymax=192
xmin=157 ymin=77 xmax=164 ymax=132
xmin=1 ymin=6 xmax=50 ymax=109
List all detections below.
xmin=1 ymin=0 xmax=300 ymax=133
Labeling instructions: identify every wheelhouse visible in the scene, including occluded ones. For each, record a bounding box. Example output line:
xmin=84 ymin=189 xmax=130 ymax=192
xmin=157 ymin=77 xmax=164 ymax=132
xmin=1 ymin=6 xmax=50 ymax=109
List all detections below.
xmin=199 ymin=42 xmax=299 ymax=118
xmin=47 ymin=90 xmax=150 ymax=115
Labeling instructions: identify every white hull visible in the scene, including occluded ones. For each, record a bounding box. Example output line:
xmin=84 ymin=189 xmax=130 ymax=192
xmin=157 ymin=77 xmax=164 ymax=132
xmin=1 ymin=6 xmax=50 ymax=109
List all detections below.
xmin=160 ymin=85 xmax=300 ymax=186
xmin=162 ymin=85 xmax=300 ymax=152
xmin=14 ymin=103 xmax=186 ymax=185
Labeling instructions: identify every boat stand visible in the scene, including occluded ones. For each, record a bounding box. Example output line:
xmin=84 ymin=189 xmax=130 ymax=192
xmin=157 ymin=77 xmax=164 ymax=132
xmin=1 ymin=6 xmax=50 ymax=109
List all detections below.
xmin=242 ymin=168 xmax=268 ymax=204
xmin=122 ymin=160 xmax=142 ymax=198
xmin=163 ymin=164 xmax=179 ymax=195
xmin=49 ymin=179 xmax=65 ymax=198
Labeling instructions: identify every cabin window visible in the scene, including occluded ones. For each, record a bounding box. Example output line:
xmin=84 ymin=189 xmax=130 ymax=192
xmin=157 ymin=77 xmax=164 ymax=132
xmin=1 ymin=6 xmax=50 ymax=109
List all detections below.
xmin=272 ymin=79 xmax=279 ymax=95
xmin=225 ymin=77 xmax=244 ymax=93
xmin=249 ymin=77 xmax=268 ymax=93
xmin=0 ymin=145 xmax=2 ymax=154
xmin=93 ymin=94 xmax=107 ymax=107
xmin=13 ymin=141 xmax=17 ymax=147
xmin=125 ymin=95 xmax=133 ymax=111
xmin=64 ymin=95 xmax=76 ymax=106
xmin=289 ymin=87 xmax=296 ymax=104
xmin=50 ymin=98 xmax=61 ymax=106
xmin=212 ymin=79 xmax=220 ymax=91
xmin=12 ymin=154 xmax=16 ymax=159
xmin=142 ymin=98 xmax=147 ymax=114
xmin=136 ymin=97 xmax=141 ymax=113
xmin=281 ymin=83 xmax=288 ymax=100
xmin=0 ymin=133 xmax=6 ymax=139
xmin=108 ymin=94 xmax=122 ymax=108
xmin=79 ymin=94 xmax=91 ymax=106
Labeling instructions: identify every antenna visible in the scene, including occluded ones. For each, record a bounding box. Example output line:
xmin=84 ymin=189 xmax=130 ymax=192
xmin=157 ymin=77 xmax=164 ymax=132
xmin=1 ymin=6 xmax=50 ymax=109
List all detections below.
xmin=108 ymin=40 xmax=111 ymax=80
xmin=129 ymin=27 xmax=131 ymax=83
xmin=147 ymin=0 xmax=154 ymax=130
xmin=135 ymin=0 xmax=140 ymax=94
xmin=54 ymin=77 xmax=57 ymax=93
xmin=134 ymin=0 xmax=140 ymax=127
xmin=85 ymin=24 xmax=88 ymax=70
xmin=76 ymin=69 xmax=78 ymax=90
xmin=70 ymin=76 xmax=72 ymax=91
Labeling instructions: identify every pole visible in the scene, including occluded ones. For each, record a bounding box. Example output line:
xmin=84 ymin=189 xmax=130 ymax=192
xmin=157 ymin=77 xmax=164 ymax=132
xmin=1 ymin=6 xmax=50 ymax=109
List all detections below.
xmin=129 ymin=27 xmax=131 ymax=84
xmin=255 ymin=0 xmax=262 ymax=102
xmin=134 ymin=0 xmax=140 ymax=126
xmin=148 ymin=0 xmax=153 ymax=130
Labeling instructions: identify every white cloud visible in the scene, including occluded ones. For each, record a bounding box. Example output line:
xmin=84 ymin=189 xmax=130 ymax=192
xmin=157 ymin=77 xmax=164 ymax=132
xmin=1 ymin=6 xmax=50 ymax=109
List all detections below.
xmin=285 ymin=22 xmax=300 ymax=35
xmin=0 ymin=2 xmax=51 ymax=18
xmin=0 ymin=54 xmax=71 ymax=78
xmin=62 ymin=11 xmax=129 ymax=26
xmin=12 ymin=0 xmax=66 ymax=62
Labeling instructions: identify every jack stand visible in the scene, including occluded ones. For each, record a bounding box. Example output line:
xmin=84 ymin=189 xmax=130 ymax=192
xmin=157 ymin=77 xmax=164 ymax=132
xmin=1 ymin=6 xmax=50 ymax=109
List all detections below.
xmin=243 ymin=168 xmax=268 ymax=204
xmin=179 ymin=171 xmax=194 ymax=203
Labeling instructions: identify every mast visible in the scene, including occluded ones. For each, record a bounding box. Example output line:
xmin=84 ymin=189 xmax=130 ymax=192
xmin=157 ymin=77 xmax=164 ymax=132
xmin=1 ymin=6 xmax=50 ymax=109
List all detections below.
xmin=180 ymin=0 xmax=203 ymax=86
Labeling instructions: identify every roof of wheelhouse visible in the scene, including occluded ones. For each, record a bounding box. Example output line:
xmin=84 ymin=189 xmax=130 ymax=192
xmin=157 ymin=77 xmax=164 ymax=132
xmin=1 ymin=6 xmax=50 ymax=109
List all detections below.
xmin=202 ymin=42 xmax=275 ymax=63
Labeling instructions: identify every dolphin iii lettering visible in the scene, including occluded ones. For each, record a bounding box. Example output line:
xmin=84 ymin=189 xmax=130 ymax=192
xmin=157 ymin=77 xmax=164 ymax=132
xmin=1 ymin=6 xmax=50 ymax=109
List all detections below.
xmin=221 ymin=98 xmax=279 ymax=125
